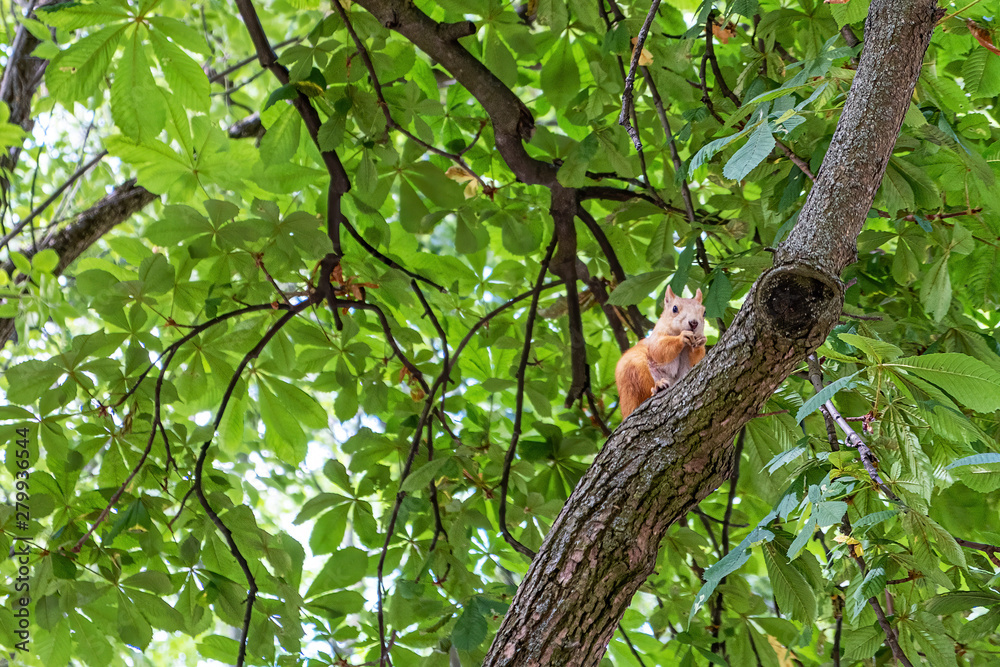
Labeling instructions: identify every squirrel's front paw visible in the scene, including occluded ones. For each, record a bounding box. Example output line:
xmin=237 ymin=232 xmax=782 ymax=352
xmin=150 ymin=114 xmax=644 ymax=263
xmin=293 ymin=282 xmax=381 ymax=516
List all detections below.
xmin=652 ymin=379 xmax=671 ymax=395
xmin=681 ymin=330 xmax=698 ymax=346
xmin=691 ymin=333 xmax=706 ymax=347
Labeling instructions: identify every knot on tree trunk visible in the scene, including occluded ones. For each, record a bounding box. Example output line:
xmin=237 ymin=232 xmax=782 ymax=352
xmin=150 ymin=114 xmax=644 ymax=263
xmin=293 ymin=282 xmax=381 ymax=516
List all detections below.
xmin=755 ymin=263 xmax=843 ymax=345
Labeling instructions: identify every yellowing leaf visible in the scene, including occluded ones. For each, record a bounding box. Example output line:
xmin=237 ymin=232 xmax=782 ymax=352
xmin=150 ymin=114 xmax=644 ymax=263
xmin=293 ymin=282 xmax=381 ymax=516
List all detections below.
xmin=968 ymin=19 xmax=1000 ymax=57
xmin=630 ymin=37 xmax=653 ymax=66
xmin=834 ymin=532 xmax=864 ymax=557
xmin=767 ymin=635 xmax=795 ymax=667
xmin=445 ymin=166 xmax=480 ymax=198
xmin=445 ymin=166 xmax=475 ymax=183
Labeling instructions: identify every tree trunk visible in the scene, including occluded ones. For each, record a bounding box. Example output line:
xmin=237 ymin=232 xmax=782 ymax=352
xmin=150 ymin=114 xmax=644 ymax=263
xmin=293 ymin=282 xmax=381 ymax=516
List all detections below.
xmin=483 ymin=0 xmax=942 ymax=664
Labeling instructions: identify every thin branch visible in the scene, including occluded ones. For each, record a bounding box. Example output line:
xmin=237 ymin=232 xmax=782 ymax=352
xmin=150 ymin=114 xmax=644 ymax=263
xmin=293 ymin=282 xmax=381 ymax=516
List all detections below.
xmin=711 ymin=427 xmax=745 ymax=655
xmin=233 ymin=0 xmax=350 ymax=257
xmin=954 ymin=538 xmax=1000 ymax=568
xmin=194 ymin=303 xmax=309 ymax=667
xmin=849 ymin=552 xmax=914 ymax=667
xmin=332 ymin=1 xmax=487 ymax=186
xmin=822 ymin=395 xmax=898 ymax=501
xmin=208 ymin=38 xmax=299 ymax=84
xmin=617 ymin=625 xmax=649 ymax=667
xmin=618 ymin=0 xmax=662 ymax=150
xmin=576 ymin=203 xmax=650 ymax=337
xmin=551 ymin=191 xmax=590 ymax=407
xmin=499 ymin=233 xmax=559 ymax=559
xmin=412 ymin=279 xmax=449 ymax=551
xmin=806 ymin=354 xmax=841 ymax=452
xmin=1 ymin=180 xmax=158 ymax=349
xmin=0 ymin=150 xmax=107 ymax=253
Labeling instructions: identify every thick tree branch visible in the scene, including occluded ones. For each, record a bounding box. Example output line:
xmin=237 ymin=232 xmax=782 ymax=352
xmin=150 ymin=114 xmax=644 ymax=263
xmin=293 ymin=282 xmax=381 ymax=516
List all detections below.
xmin=483 ymin=0 xmax=940 ymax=662
xmin=353 ymin=0 xmax=556 ymax=186
xmin=0 ymin=180 xmax=158 ymax=348
xmin=775 ymin=0 xmax=944 ymax=275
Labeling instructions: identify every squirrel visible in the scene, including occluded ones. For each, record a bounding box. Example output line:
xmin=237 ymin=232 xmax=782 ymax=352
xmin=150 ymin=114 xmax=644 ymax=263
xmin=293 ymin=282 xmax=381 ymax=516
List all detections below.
xmin=615 ymin=287 xmax=707 ymax=419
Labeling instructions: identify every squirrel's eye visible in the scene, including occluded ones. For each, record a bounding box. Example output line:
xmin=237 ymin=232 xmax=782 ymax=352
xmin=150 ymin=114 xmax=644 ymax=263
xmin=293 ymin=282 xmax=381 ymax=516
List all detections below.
xmin=672 ymin=305 xmax=678 ymax=313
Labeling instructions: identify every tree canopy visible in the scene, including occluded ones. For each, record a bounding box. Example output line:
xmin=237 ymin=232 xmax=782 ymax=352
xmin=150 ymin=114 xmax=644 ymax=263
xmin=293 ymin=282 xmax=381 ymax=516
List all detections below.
xmin=1 ymin=0 xmax=1000 ymax=665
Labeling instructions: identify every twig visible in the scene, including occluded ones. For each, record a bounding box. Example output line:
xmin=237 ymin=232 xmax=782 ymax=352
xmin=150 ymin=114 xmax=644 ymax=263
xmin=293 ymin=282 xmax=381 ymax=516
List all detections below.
xmin=954 ymin=538 xmax=1000 ymax=568
xmin=375 ymin=393 xmax=435 ymax=666
xmin=208 ymin=38 xmax=299 ymax=83
xmin=849 ymin=552 xmax=914 ymax=667
xmin=551 ymin=194 xmax=590 ymax=407
xmin=617 ymin=624 xmax=649 ymax=667
xmin=806 ymin=354 xmax=841 ymax=452
xmin=576 ymin=204 xmax=650 ymax=336
xmin=499 ymin=234 xmax=559 ymax=559
xmin=412 ymin=279 xmax=449 ymax=550
xmin=810 ymin=355 xmax=895 ymax=497
xmin=233 ymin=0 xmax=350 ymax=260
xmin=618 ymin=0 xmax=662 ymax=150
xmin=710 ymin=427 xmax=745 ymax=654
xmin=0 ymin=151 xmax=107 ymax=252
xmin=332 ymin=1 xmax=486 ymax=186
xmin=775 ymin=141 xmax=816 ymax=181
xmin=585 ymin=387 xmax=613 ymax=436
xmin=194 ymin=303 xmax=308 ymax=667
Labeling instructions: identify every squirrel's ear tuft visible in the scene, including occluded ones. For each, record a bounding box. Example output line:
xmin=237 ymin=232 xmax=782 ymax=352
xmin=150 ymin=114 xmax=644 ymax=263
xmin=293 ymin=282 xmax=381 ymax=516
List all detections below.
xmin=695 ymin=288 xmax=703 ymax=303
xmin=665 ymin=286 xmax=676 ymax=303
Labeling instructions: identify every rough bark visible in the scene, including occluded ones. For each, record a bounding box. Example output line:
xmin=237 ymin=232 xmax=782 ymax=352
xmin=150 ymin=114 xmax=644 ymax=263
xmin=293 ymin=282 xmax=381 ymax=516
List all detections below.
xmin=0 ymin=181 xmax=158 ymax=348
xmin=0 ymin=0 xmax=58 ymax=197
xmin=482 ymin=0 xmax=942 ymax=663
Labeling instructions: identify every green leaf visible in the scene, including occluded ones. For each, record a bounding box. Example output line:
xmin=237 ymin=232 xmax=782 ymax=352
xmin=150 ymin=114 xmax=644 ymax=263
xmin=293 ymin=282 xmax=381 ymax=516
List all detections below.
xmin=306 ymin=547 xmax=370 ymax=596
xmin=6 ymin=360 xmax=64 ymax=404
xmin=261 ymin=376 xmax=328 ymax=430
xmin=259 ymin=104 xmax=301 ymax=164
xmin=763 ymin=542 xmax=816 ymax=623
xmin=924 ymin=591 xmax=1000 ymax=615
xmin=886 ymin=353 xmax=1000 ymax=413
xmin=110 ymin=28 xmax=165 ymax=140
xmin=557 ymin=133 xmax=599 ymax=187
xmin=963 ymin=50 xmax=1000 ymax=99
xmin=38 ymin=0 xmax=130 ymax=29
xmin=958 ymin=607 xmax=1000 ymax=642
xmin=539 ymin=37 xmax=580 ymax=109
xmin=947 ymin=453 xmax=1000 ymax=468
xmin=858 ymin=564 xmax=887 ymax=605
xmin=722 ymin=123 xmax=774 ymax=180
xmin=852 ymin=509 xmax=899 ymax=529
xmin=498 ymin=211 xmax=541 ymax=255
xmin=47 ymin=23 xmax=126 ymax=102
xmin=837 ymin=333 xmax=902 ymax=362
xmin=795 ymin=371 xmax=860 ymax=423
xmin=919 ymin=254 xmax=951 ymax=322
xmin=483 ymin=26 xmax=517 ymax=89
xmin=452 ymin=599 xmax=489 ymax=651
xmin=105 ymin=135 xmax=193 ymax=193
xmin=198 ymin=635 xmax=240 ymax=663
xmin=122 ymin=570 xmax=174 ymax=595
xmin=607 ymin=271 xmax=670 ymax=306
xmin=117 ymin=594 xmax=153 ymax=650
xmin=149 ymin=28 xmax=210 ymax=112
xmin=765 ymin=444 xmax=806 ymax=473
xmin=877 ymin=162 xmax=916 ymax=215
xmin=829 ymin=0 xmax=870 ymax=27
xmin=690 ymin=526 xmax=775 ymax=621
xmin=704 ymin=272 xmax=731 ymax=319
xmin=689 ymin=128 xmax=750 ymax=176
xmin=400 ymin=457 xmax=451 ymax=493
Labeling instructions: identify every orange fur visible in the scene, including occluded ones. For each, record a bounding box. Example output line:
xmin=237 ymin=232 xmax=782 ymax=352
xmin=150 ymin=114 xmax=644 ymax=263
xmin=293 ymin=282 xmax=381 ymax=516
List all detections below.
xmin=615 ymin=287 xmax=707 ymax=419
